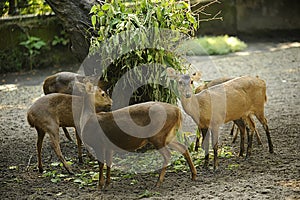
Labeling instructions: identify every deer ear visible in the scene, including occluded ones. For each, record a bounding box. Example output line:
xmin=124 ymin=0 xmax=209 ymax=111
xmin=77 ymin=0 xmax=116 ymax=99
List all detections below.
xmin=191 ymin=71 xmax=202 ymax=82
xmin=166 ymin=67 xmax=179 ymax=80
xmin=85 ymin=82 xmax=94 ymax=93
xmin=98 ymin=80 xmax=111 ymax=91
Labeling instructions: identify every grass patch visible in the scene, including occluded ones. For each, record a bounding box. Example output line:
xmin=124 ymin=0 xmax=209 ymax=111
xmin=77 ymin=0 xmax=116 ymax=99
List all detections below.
xmin=180 ymin=35 xmax=247 ymax=56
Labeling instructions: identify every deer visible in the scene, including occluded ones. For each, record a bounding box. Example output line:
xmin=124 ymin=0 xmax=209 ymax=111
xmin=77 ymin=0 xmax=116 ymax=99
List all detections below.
xmin=43 ymin=71 xmax=111 ymax=95
xmin=27 ymin=84 xmax=112 ymax=174
xmin=79 ymin=82 xmax=197 ymax=189
xmin=194 ymin=77 xmax=263 ymax=153
xmin=42 ymin=71 xmax=111 ymax=142
xmin=166 ymin=67 xmax=274 ymax=170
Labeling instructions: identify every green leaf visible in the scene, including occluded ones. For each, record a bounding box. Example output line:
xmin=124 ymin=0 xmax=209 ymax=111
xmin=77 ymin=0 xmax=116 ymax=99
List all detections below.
xmin=90 ymin=5 xmax=98 ymax=14
xmin=138 ymin=190 xmax=160 ymax=199
xmin=122 ymin=174 xmax=134 ymax=179
xmin=57 ymin=174 xmax=68 ymax=178
xmin=97 ymin=11 xmax=105 ymax=17
xmin=42 ymin=170 xmax=57 ymax=177
xmin=8 ymin=165 xmax=18 ymax=170
xmin=91 ymin=172 xmax=99 ymax=181
xmin=130 ymin=179 xmax=138 ymax=185
xmin=177 ymin=2 xmax=189 ymax=9
xmin=51 ymin=178 xmax=61 ymax=183
xmin=19 ymin=41 xmax=27 ymax=46
xmin=138 ymin=190 xmax=152 ymax=199
xmin=186 ymin=13 xmax=196 ymax=24
xmin=52 ymin=39 xmax=58 ymax=46
xmin=51 ymin=162 xmax=61 ymax=167
xmin=32 ymin=41 xmax=46 ymax=49
xmin=101 ymin=4 xmax=110 ymax=11
xmin=156 ymin=8 xmax=162 ymax=21
xmin=91 ymin=15 xmax=97 ymax=28
xmin=74 ymin=178 xmax=84 ymax=184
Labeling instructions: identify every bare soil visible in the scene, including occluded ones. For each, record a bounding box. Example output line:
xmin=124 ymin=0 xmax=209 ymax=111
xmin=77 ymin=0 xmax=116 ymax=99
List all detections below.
xmin=0 ymin=42 xmax=299 ymax=199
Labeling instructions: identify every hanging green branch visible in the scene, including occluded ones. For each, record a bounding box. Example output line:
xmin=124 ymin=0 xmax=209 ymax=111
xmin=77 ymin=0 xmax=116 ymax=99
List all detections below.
xmin=89 ymin=0 xmax=198 ymax=105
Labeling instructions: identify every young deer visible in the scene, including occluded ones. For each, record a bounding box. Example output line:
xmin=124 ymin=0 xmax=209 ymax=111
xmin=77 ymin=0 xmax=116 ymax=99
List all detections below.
xmin=43 ymin=71 xmax=111 ymax=141
xmin=194 ymin=77 xmax=263 ymax=153
xmin=27 ymin=86 xmax=112 ymax=174
xmin=167 ymin=68 xmax=273 ymax=170
xmin=79 ymin=82 xmax=197 ymax=189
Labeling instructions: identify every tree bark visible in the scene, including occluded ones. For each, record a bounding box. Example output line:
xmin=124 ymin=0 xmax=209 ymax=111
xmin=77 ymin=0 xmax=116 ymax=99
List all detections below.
xmin=45 ymin=0 xmax=101 ymax=62
xmin=8 ymin=0 xmax=19 ymax=15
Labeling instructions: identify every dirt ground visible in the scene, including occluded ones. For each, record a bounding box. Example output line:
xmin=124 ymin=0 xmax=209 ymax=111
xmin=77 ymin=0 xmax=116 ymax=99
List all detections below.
xmin=0 ymin=41 xmax=299 ymax=199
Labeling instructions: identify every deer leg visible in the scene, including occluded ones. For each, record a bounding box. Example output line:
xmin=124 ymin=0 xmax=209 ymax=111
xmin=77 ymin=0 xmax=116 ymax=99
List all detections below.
xmin=211 ymin=127 xmax=219 ymax=171
xmin=234 ymin=119 xmax=246 ymax=157
xmin=232 ymin=125 xmax=239 ymax=144
xmin=168 ymin=141 xmax=197 ymax=181
xmin=94 ymin=147 xmax=106 ymax=190
xmin=156 ymin=147 xmax=171 ymax=187
xmin=244 ymin=116 xmax=259 ymax=158
xmin=48 ymin=127 xmax=73 ymax=174
xmin=201 ymin=128 xmax=210 ymax=169
xmin=97 ymin=161 xmax=105 ymax=190
xmin=194 ymin=128 xmax=201 ymax=151
xmin=62 ymin=127 xmax=73 ymax=141
xmin=36 ymin=127 xmax=46 ymax=173
xmin=230 ymin=123 xmax=235 ymax=136
xmin=75 ymin=129 xmax=83 ymax=163
xmin=105 ymin=150 xmax=113 ymax=187
xmin=247 ymin=116 xmax=263 ymax=146
xmin=246 ymin=128 xmax=254 ymax=158
xmin=254 ymin=128 xmax=263 ymax=146
xmin=256 ymin=115 xmax=274 ymax=153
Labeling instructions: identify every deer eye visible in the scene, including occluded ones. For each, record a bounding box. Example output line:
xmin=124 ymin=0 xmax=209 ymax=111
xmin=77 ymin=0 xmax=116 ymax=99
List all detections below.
xmin=190 ymin=80 xmax=193 ymax=85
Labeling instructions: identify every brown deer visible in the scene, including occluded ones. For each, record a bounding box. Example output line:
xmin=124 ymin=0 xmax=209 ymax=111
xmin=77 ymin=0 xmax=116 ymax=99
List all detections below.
xmin=43 ymin=71 xmax=111 ymax=95
xmin=194 ymin=77 xmax=263 ymax=153
xmin=167 ymin=68 xmax=273 ymax=170
xmin=79 ymin=82 xmax=197 ymax=189
xmin=27 ymin=85 xmax=112 ymax=174
xmin=42 ymin=71 xmax=111 ymax=142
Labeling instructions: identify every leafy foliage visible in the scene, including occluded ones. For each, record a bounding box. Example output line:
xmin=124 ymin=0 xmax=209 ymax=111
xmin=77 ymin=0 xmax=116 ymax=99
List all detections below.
xmin=138 ymin=190 xmax=161 ymax=199
xmin=0 ymin=0 xmax=52 ymax=17
xmin=20 ymin=36 xmax=46 ymax=52
xmin=19 ymin=36 xmax=46 ymax=70
xmin=89 ymin=0 xmax=198 ymax=104
xmin=51 ymin=31 xmax=70 ymax=46
xmin=1 ymin=32 xmax=72 ymax=72
xmin=19 ymin=0 xmax=52 ymax=15
xmin=0 ymin=48 xmax=23 ymax=72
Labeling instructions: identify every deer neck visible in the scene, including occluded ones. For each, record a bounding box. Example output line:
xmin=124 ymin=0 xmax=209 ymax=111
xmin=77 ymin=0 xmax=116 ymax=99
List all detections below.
xmin=80 ymin=92 xmax=96 ymax=130
xmin=180 ymin=94 xmax=201 ymax=124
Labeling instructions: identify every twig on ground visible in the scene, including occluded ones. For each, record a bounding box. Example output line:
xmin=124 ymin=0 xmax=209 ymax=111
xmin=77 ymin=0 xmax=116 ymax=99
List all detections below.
xmin=26 ymin=155 xmax=33 ymax=171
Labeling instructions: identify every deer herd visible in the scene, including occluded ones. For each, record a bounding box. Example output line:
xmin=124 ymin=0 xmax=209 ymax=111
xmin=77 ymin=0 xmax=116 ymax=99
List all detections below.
xmin=27 ymin=68 xmax=274 ymax=189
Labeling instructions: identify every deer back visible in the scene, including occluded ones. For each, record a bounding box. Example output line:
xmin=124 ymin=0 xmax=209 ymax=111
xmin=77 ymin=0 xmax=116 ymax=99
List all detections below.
xmin=81 ymin=102 xmax=182 ymax=152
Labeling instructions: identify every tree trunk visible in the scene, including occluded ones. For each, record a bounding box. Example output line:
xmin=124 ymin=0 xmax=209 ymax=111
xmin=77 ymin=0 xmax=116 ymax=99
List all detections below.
xmin=8 ymin=0 xmax=19 ymax=15
xmin=45 ymin=0 xmax=101 ymax=63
